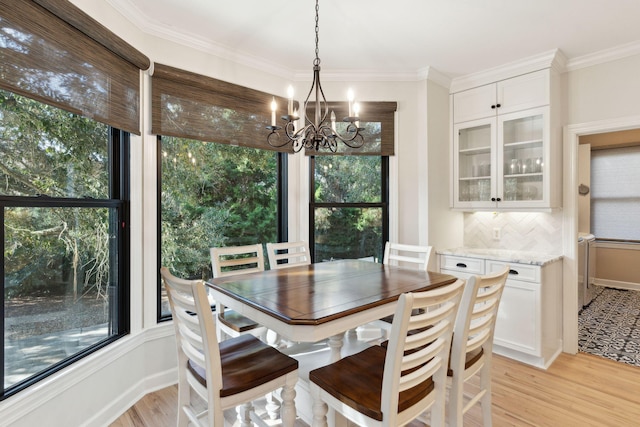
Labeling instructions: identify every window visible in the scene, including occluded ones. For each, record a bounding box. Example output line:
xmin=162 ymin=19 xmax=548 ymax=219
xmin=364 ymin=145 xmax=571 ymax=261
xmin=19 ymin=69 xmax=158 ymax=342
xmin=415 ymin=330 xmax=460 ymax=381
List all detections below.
xmin=158 ymin=137 xmax=285 ymax=318
xmin=310 ymin=156 xmax=388 ymax=262
xmin=152 ymin=64 xmax=289 ymax=320
xmin=590 ymin=145 xmax=640 ymax=241
xmin=1 ymin=90 xmax=129 ymax=398
xmin=308 ymin=102 xmax=396 ymax=262
xmin=0 ymin=0 xmax=146 ymax=398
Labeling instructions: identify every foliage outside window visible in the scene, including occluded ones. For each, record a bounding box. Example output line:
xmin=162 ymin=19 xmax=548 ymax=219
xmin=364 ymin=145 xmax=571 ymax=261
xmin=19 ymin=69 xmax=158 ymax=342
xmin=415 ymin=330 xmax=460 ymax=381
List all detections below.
xmin=159 ymin=137 xmax=280 ymax=318
xmin=311 ymin=155 xmax=388 ymax=262
xmin=1 ymin=90 xmax=128 ymax=398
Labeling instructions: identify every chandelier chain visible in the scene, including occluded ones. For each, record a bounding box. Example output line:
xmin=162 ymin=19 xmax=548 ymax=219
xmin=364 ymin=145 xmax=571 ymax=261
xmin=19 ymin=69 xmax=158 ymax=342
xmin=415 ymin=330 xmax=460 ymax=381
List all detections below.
xmin=314 ymin=0 xmax=320 ymax=66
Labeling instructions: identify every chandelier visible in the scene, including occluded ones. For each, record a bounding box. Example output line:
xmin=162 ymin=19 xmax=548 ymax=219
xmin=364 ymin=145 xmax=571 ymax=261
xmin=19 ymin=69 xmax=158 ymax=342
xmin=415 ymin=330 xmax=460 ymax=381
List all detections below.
xmin=266 ymin=0 xmax=365 ymax=153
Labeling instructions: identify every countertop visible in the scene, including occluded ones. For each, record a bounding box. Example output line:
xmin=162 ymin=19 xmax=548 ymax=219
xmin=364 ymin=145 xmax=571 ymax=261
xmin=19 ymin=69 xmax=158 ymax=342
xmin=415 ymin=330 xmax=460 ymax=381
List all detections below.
xmin=437 ymin=247 xmax=563 ymax=266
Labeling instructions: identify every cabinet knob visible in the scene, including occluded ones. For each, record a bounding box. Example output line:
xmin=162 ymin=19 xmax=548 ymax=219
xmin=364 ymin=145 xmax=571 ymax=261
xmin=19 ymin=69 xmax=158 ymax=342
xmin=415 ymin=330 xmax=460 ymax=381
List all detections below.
xmin=491 ymin=197 xmax=496 ymax=201
xmin=491 ymin=104 xmax=496 ymax=109
xmin=496 ymin=197 xmax=501 ymax=201
xmin=496 ymin=103 xmax=501 ymax=108
xmin=456 ymin=263 xmax=467 ymax=268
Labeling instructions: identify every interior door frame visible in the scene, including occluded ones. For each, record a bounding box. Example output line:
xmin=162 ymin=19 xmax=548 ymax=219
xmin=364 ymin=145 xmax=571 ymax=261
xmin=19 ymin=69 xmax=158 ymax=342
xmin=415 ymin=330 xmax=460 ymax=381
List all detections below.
xmin=562 ymin=115 xmax=640 ymax=354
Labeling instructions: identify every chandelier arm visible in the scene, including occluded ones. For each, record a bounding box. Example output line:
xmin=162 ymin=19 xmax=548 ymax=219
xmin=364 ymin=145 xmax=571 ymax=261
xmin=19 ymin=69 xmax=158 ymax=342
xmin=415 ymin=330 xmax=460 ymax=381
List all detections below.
xmin=264 ymin=0 xmax=365 ymax=153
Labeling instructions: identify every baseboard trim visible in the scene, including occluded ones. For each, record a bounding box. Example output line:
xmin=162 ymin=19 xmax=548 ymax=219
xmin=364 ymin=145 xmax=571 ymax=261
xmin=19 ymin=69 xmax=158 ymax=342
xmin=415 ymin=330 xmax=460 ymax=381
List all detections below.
xmin=596 ymin=279 xmax=640 ymax=291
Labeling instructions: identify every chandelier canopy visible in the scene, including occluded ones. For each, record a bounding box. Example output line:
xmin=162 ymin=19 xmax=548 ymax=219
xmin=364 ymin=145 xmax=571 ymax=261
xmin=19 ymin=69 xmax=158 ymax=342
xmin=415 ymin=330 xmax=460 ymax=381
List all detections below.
xmin=266 ymin=0 xmax=365 ymax=153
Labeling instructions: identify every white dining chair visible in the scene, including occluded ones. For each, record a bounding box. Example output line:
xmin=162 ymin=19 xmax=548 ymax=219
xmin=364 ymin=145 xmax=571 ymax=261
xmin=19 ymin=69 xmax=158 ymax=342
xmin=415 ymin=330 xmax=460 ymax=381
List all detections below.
xmin=160 ymin=267 xmax=298 ymax=427
xmin=210 ymin=244 xmax=267 ymax=341
xmin=369 ymin=242 xmax=435 ymax=340
xmin=266 ymin=241 xmax=311 ymax=269
xmin=383 ymin=242 xmax=433 ymax=271
xmin=447 ymin=267 xmax=509 ymax=426
xmin=309 ymin=279 xmax=465 ymax=427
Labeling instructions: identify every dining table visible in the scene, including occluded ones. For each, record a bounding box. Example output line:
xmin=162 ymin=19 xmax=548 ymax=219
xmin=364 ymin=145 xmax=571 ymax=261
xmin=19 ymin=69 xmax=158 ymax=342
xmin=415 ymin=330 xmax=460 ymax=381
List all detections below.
xmin=206 ymin=259 xmax=458 ymax=362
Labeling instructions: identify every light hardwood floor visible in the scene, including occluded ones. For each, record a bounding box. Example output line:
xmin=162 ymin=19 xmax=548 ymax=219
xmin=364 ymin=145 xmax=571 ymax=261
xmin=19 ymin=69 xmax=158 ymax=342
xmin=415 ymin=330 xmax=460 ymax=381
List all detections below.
xmin=111 ymin=352 xmax=640 ymax=427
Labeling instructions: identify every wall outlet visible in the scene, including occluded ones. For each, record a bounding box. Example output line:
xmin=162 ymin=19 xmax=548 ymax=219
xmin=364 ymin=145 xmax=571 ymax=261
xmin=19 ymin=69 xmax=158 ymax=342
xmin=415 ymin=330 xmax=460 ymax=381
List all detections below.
xmin=492 ymin=227 xmax=501 ymax=240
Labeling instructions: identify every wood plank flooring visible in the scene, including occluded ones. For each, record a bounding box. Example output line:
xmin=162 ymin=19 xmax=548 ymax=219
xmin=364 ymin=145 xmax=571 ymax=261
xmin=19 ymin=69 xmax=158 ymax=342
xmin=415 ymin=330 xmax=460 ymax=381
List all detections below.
xmin=111 ymin=352 xmax=640 ymax=427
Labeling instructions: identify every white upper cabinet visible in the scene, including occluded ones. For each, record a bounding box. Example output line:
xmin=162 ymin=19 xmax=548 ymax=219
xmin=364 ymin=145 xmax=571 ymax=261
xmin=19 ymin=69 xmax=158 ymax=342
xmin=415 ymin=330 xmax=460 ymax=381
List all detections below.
xmin=450 ymin=68 xmax=561 ymax=211
xmin=453 ymin=70 xmax=549 ymax=124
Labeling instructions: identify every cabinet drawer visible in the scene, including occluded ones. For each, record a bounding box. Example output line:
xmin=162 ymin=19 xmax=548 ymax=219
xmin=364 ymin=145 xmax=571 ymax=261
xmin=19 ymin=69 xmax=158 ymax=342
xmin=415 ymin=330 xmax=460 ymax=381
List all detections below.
xmin=486 ymin=260 xmax=540 ymax=283
xmin=440 ymin=255 xmax=485 ymax=274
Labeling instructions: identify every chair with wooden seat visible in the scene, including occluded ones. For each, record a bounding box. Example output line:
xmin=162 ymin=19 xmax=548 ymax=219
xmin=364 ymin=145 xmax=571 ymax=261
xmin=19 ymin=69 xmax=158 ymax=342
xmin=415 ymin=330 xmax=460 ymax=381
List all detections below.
xmin=383 ymin=242 xmax=433 ymax=271
xmin=447 ymin=267 xmax=509 ymax=427
xmin=309 ymin=279 xmax=464 ymax=427
xmin=266 ymin=241 xmax=311 ymax=270
xmin=160 ymin=267 xmax=299 ymax=427
xmin=371 ymin=242 xmax=434 ymax=339
xmin=210 ymin=244 xmax=267 ymax=341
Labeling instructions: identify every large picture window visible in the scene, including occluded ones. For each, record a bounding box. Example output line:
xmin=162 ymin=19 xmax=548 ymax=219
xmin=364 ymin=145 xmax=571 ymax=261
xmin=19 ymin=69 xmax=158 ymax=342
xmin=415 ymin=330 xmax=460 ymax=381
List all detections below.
xmin=310 ymin=155 xmax=388 ymax=262
xmin=309 ymin=102 xmax=395 ymax=262
xmin=158 ymin=137 xmax=284 ymax=318
xmin=1 ymin=90 xmax=129 ymax=399
xmin=152 ymin=64 xmax=289 ymax=320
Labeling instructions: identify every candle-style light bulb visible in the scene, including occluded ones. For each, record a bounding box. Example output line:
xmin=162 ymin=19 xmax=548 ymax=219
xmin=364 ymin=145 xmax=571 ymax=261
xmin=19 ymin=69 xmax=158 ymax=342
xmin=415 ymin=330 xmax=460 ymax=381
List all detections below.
xmin=353 ymin=102 xmax=360 ymax=128
xmin=287 ymin=85 xmax=294 ymax=116
xmin=270 ymin=97 xmax=277 ymax=126
xmin=330 ymin=110 xmax=336 ymax=132
xmin=347 ymin=89 xmax=354 ymax=117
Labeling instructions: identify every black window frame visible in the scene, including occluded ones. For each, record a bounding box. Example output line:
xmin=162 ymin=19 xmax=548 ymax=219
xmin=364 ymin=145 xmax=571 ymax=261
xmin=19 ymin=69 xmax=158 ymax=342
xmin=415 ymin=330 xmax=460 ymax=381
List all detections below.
xmin=156 ymin=137 xmax=288 ymax=322
xmin=308 ymin=155 xmax=390 ymax=262
xmin=0 ymin=127 xmax=130 ymax=400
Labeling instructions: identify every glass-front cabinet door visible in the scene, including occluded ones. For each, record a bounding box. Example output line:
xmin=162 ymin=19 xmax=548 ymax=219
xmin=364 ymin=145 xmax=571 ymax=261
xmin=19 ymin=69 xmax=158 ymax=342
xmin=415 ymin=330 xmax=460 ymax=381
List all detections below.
xmin=498 ymin=107 xmax=549 ymax=208
xmin=453 ymin=117 xmax=496 ymax=209
xmin=453 ymin=106 xmax=549 ymax=209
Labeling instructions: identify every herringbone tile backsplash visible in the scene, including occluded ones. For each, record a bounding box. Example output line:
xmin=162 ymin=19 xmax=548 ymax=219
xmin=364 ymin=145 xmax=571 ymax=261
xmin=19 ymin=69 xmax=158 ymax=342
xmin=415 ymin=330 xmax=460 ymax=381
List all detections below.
xmin=464 ymin=211 xmax=563 ymax=253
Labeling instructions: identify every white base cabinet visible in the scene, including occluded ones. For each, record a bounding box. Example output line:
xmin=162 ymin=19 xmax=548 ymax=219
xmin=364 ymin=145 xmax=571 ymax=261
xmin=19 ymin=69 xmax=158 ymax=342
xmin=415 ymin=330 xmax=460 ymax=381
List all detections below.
xmin=439 ymin=253 xmax=563 ymax=369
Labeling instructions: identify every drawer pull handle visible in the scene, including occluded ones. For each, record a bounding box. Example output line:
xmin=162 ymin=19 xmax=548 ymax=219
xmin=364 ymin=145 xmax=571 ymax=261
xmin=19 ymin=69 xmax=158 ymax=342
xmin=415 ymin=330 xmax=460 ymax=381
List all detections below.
xmin=456 ymin=263 xmax=467 ymax=268
xmin=509 ymin=269 xmax=519 ymax=275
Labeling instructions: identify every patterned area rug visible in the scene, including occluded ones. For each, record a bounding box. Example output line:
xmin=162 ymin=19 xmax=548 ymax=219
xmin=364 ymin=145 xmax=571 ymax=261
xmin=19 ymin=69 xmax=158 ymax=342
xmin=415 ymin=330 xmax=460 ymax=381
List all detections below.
xmin=579 ymin=287 xmax=640 ymax=367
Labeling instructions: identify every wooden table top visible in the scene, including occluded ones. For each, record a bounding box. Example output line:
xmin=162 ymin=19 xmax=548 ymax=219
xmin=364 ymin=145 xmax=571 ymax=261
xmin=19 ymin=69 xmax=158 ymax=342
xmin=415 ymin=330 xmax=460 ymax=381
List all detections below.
xmin=207 ymin=259 xmax=457 ymax=326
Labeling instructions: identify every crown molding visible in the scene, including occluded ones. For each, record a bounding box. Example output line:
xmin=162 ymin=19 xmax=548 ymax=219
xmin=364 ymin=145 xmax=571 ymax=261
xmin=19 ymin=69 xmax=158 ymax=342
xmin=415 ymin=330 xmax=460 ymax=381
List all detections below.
xmin=107 ymin=0 xmax=640 ymax=85
xmin=106 ymin=0 xmax=295 ymax=80
xmin=450 ymin=49 xmax=565 ymax=93
xmin=565 ymin=40 xmax=640 ymax=72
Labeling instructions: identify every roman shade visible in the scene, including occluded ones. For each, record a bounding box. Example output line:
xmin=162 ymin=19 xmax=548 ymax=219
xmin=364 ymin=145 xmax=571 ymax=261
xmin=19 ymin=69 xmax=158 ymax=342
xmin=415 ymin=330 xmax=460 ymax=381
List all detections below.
xmin=151 ymin=63 xmax=294 ymax=153
xmin=305 ymin=101 xmax=397 ymax=156
xmin=0 ymin=0 xmax=149 ymax=135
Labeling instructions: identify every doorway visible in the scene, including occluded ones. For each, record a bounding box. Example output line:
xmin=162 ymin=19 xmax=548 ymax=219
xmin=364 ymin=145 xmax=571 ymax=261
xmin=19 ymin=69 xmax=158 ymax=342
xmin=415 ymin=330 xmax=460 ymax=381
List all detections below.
xmin=564 ymin=118 xmax=640 ymax=355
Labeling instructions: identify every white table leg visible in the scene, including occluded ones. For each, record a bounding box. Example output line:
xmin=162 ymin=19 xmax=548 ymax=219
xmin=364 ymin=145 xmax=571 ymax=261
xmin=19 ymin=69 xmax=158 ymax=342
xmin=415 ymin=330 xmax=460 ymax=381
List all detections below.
xmin=328 ymin=333 xmax=344 ymax=363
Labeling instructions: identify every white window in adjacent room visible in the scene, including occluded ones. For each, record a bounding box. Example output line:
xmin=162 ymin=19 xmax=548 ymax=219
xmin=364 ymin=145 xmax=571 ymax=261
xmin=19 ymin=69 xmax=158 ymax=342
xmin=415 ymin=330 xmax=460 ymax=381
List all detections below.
xmin=590 ymin=146 xmax=640 ymax=241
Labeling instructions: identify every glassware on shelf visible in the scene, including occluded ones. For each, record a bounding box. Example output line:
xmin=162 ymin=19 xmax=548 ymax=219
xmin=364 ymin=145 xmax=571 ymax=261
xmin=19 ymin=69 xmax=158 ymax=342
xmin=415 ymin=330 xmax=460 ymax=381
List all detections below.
xmin=509 ymin=159 xmax=518 ymax=175
xmin=505 ymin=178 xmax=518 ymax=201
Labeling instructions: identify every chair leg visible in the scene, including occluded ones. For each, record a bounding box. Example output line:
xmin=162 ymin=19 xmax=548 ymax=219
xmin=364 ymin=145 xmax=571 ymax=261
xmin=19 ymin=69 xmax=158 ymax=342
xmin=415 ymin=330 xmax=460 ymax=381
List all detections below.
xmin=447 ymin=375 xmax=464 ymax=427
xmin=265 ymin=391 xmax=280 ymax=420
xmin=480 ymin=362 xmax=493 ymax=427
xmin=310 ymin=387 xmax=328 ymax=427
xmin=237 ymin=402 xmax=253 ymax=427
xmin=430 ymin=371 xmax=446 ymax=427
xmin=281 ymin=379 xmax=297 ymax=427
xmin=177 ymin=380 xmax=190 ymax=427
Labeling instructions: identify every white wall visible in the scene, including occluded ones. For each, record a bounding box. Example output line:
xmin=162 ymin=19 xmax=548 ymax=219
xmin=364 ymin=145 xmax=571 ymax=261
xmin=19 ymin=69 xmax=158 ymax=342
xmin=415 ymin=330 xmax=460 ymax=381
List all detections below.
xmin=566 ymin=54 xmax=640 ymax=124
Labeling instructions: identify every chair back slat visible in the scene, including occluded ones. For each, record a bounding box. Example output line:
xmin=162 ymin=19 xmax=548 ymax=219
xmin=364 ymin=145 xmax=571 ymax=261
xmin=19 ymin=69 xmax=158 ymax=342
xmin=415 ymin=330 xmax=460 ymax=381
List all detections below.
xmin=210 ymin=244 xmax=265 ymax=278
xmin=381 ymin=279 xmax=464 ymax=423
xmin=383 ymin=242 xmax=433 ymax=271
xmin=266 ymin=241 xmax=311 ymax=269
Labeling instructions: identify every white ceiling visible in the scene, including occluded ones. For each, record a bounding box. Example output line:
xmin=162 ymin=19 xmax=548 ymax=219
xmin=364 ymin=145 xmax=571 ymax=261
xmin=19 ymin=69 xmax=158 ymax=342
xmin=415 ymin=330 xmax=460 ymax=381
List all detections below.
xmin=107 ymin=0 xmax=640 ymax=80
